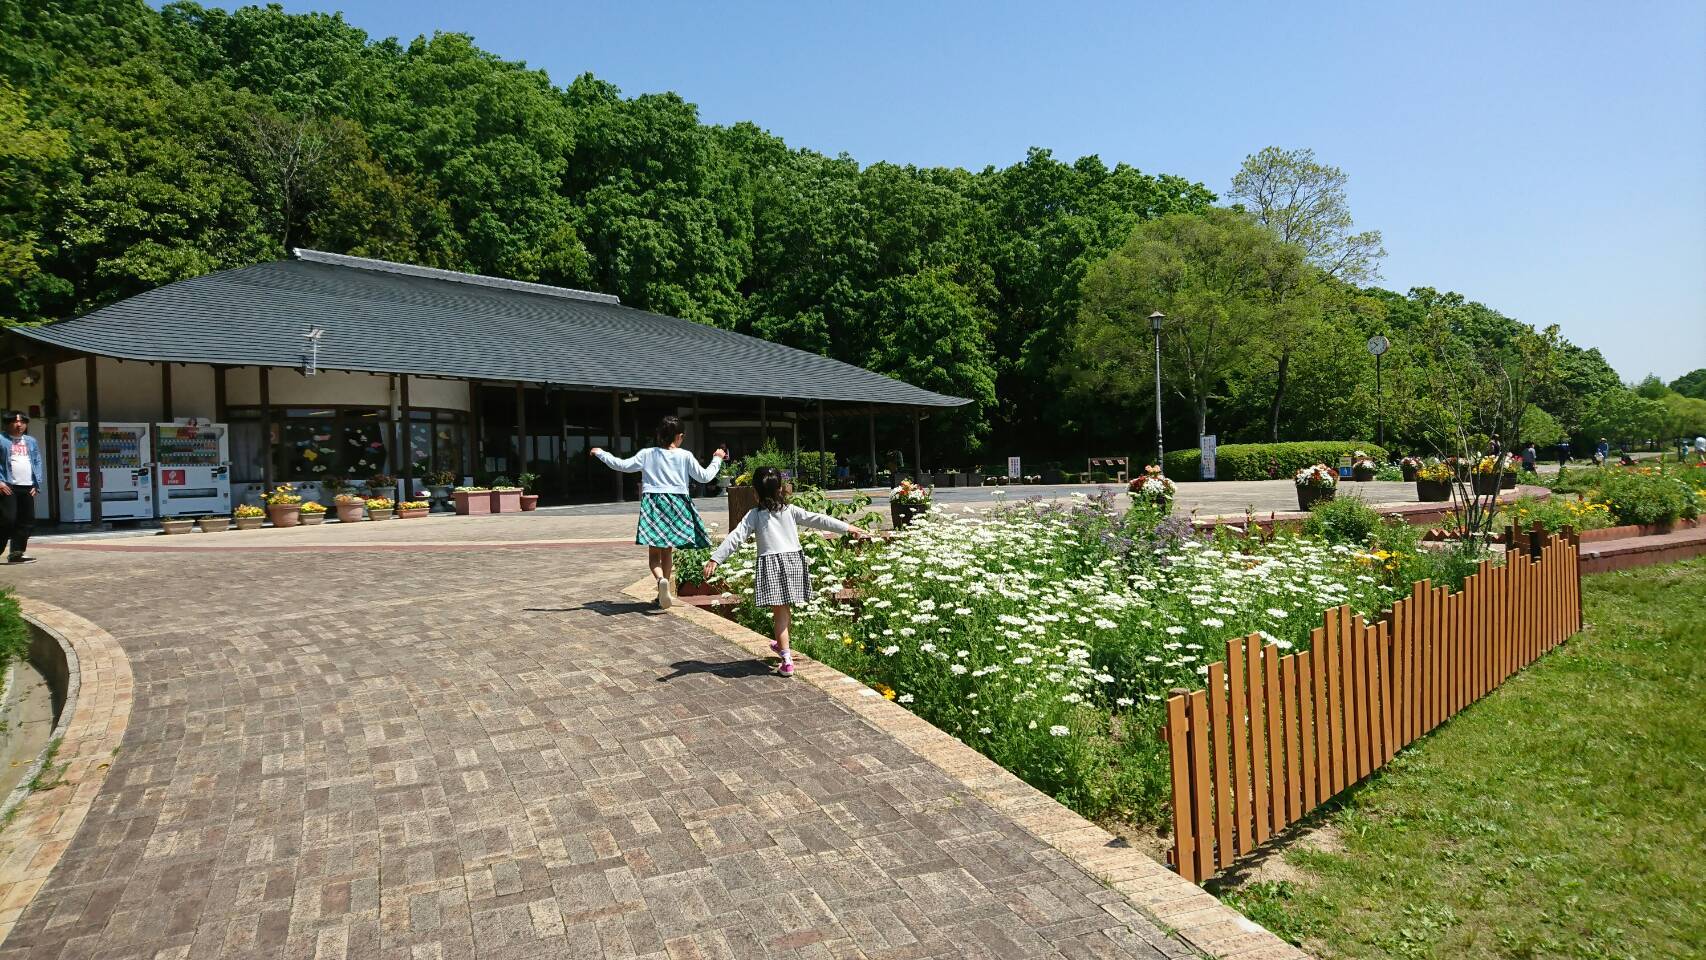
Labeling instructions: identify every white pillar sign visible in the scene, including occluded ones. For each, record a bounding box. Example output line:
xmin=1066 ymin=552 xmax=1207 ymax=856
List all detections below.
xmin=1007 ymin=456 xmax=1021 ymax=479
xmin=1200 ymin=435 xmax=1217 ymax=480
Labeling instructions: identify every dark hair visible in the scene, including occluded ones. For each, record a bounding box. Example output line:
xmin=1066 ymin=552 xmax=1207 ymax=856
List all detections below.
xmin=752 ymin=466 xmax=789 ymax=512
xmin=2 ymin=411 xmax=26 ymax=425
xmin=654 ymin=415 xmax=683 ymax=446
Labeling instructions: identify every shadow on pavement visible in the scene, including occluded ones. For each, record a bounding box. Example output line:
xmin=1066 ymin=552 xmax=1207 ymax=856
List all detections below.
xmin=656 ymin=658 xmax=773 ymax=682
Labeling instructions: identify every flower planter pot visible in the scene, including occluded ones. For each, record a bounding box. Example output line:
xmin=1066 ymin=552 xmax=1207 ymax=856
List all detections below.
xmin=1295 ymin=485 xmax=1336 ymax=511
xmin=1500 ymin=473 xmax=1517 ymax=490
xmin=398 ymin=507 xmax=428 ymax=519
xmin=427 ymin=485 xmax=453 ymax=512
xmin=234 ymin=516 xmax=265 ymax=531
xmin=1471 ymin=475 xmax=1500 ymax=496
xmin=369 ymin=508 xmax=395 ymax=521
xmin=267 ymin=504 xmax=301 ymax=528
xmin=300 ymin=512 xmax=326 ymax=525
xmin=335 ymin=503 xmax=366 ymax=523
xmin=1401 ymin=464 xmax=1419 ymax=483
xmin=1415 ymin=479 xmax=1452 ymax=502
xmin=1353 ymin=467 xmax=1376 ymax=482
xmin=160 ymin=518 xmax=196 ymax=535
xmin=454 ymin=491 xmax=492 ymax=516
xmin=890 ymin=501 xmax=930 ymax=529
xmin=493 ymin=490 xmax=522 ymax=513
xmin=728 ymin=485 xmax=759 ymax=529
xmin=520 ymin=494 xmax=539 ymax=512
xmin=195 ymin=516 xmax=229 ymax=533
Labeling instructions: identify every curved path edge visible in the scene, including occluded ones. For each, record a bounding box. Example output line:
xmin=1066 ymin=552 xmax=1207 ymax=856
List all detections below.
xmin=0 ymin=598 xmax=134 ymax=948
xmin=625 ymin=577 xmax=1309 ymax=960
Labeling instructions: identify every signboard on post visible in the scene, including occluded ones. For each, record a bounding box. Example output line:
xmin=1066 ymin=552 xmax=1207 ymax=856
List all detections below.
xmin=1007 ymin=456 xmax=1021 ymax=480
xmin=1199 ymin=435 xmax=1217 ymax=480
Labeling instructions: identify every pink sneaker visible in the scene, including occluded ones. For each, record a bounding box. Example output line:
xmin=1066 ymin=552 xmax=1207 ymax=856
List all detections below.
xmin=769 ymin=640 xmax=782 ymax=655
xmin=775 ymin=660 xmax=795 ymax=678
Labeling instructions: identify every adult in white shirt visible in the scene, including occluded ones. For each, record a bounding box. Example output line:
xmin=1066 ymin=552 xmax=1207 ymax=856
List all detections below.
xmin=0 ymin=411 xmax=45 ymax=563
xmin=591 ymin=415 xmax=725 ymax=608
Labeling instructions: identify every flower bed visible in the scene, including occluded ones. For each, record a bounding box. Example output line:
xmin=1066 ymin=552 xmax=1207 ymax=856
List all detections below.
xmin=710 ymin=493 xmax=1429 ymax=824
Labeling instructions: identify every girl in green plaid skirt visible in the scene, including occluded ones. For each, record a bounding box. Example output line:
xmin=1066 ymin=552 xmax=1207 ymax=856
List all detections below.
xmin=592 ymin=415 xmax=726 ymax=608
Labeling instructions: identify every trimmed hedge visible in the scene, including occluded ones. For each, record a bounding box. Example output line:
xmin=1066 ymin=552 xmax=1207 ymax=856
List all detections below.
xmin=1160 ymin=441 xmax=1388 ymax=481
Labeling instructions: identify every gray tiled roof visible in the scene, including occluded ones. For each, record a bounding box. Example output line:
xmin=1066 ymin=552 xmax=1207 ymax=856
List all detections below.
xmin=11 ymin=251 xmax=967 ymax=407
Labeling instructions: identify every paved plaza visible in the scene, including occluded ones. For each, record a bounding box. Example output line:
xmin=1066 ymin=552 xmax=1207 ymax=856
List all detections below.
xmin=0 ymin=509 xmax=1225 ymax=960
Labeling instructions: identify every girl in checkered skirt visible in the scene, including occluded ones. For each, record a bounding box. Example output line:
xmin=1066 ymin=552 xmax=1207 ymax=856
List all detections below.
xmin=592 ymin=416 xmax=725 ymax=609
xmin=702 ymin=466 xmax=870 ymax=676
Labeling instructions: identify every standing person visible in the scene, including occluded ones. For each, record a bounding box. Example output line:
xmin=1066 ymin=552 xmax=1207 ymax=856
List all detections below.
xmin=1556 ymin=441 xmax=1570 ymax=469
xmin=1695 ymin=435 xmax=1706 ymax=464
xmin=590 ymin=416 xmax=725 ymax=608
xmin=702 ymin=466 xmax=870 ymax=677
xmin=1595 ymin=437 xmax=1610 ymax=465
xmin=0 ymin=412 xmax=45 ymax=564
xmin=1521 ymin=442 xmax=1537 ymax=474
xmin=1489 ymin=434 xmax=1503 ymax=458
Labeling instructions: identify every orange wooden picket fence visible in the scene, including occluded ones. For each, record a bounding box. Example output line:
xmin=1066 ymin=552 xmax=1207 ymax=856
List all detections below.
xmin=1161 ymin=531 xmax=1583 ymax=882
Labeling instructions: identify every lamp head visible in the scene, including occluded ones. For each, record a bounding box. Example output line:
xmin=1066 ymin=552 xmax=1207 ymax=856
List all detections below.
xmin=1149 ymin=311 xmax=1165 ymax=332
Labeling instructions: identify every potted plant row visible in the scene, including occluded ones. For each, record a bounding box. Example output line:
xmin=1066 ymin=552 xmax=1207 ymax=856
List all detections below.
xmin=334 ymin=493 xmax=366 ymax=523
xmin=1399 ymin=455 xmax=1424 ymax=483
xmin=1351 ymin=451 xmax=1378 ymax=482
xmin=454 ymin=486 xmax=492 ymax=515
xmin=1127 ymin=465 xmax=1176 ymax=513
xmin=518 ymin=472 xmax=540 ymax=511
xmin=300 ymin=501 xmax=327 ymax=524
xmin=425 ymin=470 xmax=457 ymax=512
xmin=366 ymin=497 xmax=395 ymax=521
xmin=265 ymin=484 xmax=303 ymax=527
xmin=1472 ymin=457 xmax=1502 ymax=496
xmin=1294 ymin=463 xmax=1338 ymax=511
xmin=234 ymin=504 xmax=266 ymax=531
xmin=398 ymin=500 xmax=430 ymax=519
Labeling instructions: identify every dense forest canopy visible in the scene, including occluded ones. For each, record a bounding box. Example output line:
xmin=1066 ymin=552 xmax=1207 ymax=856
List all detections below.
xmin=2 ymin=0 xmax=1687 ymax=462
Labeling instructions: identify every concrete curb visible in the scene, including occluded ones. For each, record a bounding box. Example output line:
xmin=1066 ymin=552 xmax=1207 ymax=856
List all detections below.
xmin=0 ymin=599 xmax=134 ymax=947
xmin=625 ymin=577 xmax=1309 ymax=960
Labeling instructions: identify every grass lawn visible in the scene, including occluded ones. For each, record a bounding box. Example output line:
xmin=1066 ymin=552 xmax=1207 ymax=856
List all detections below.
xmin=1216 ymin=557 xmax=1706 ymax=960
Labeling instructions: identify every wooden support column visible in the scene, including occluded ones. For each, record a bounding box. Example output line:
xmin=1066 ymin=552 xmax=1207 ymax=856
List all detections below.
xmin=610 ymin=390 xmax=622 ymax=502
xmin=42 ymin=362 xmax=58 ymax=520
xmin=912 ymin=409 xmax=922 ymax=480
xmin=213 ymin=365 xmax=227 ymax=422
xmin=161 ymin=362 xmax=173 ymax=421
xmin=514 ymin=382 xmax=527 ymax=477
xmin=760 ymin=398 xmax=769 ymax=447
xmin=87 ymin=356 xmax=102 ymax=524
xmin=555 ymin=387 xmax=568 ymax=498
xmin=469 ymin=381 xmax=484 ymax=480
xmin=868 ymin=406 xmax=878 ymax=485
xmin=259 ymin=367 xmax=273 ymax=492
xmin=399 ymin=374 xmax=413 ymax=495
xmin=817 ymin=400 xmax=827 ymax=487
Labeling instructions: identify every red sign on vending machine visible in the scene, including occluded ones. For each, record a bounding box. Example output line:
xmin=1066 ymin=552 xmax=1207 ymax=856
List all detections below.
xmin=161 ymin=469 xmax=185 ymax=486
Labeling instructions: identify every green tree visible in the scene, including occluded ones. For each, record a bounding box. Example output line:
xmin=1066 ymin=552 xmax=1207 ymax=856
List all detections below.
xmin=1670 ymin=367 xmax=1706 ymax=400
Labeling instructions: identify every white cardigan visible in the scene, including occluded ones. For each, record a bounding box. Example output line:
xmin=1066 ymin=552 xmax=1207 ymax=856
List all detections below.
xmin=712 ymin=505 xmax=851 ymax=562
xmin=594 ymin=447 xmax=721 ymax=495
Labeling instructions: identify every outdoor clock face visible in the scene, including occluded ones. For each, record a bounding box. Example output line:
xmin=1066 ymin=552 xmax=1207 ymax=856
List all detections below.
xmin=1367 ymin=335 xmax=1390 ymax=356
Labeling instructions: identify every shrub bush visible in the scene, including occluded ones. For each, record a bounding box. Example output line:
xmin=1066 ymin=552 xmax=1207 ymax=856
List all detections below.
xmin=1594 ymin=471 xmax=1699 ymax=526
xmin=1301 ymin=496 xmax=1384 ymax=545
xmin=1499 ymin=495 xmax=1616 ymax=533
xmin=1161 ymin=441 xmax=1388 ymax=481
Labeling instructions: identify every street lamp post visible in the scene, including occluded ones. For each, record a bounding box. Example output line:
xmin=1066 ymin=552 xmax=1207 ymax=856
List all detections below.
xmin=1150 ymin=311 xmax=1165 ymax=470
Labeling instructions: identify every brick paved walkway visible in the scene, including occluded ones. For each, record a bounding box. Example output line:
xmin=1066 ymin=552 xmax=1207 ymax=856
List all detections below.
xmin=0 ymin=531 xmax=1200 ymax=959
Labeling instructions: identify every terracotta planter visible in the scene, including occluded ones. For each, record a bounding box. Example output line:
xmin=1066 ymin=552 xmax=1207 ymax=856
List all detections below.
xmin=1296 ymin=485 xmax=1336 ymax=511
xmin=1401 ymin=464 xmax=1419 ymax=483
xmin=493 ymin=490 xmax=522 ymax=512
xmin=369 ymin=508 xmax=395 ymax=521
xmin=520 ymin=494 xmax=539 ymax=512
xmin=195 ymin=516 xmax=229 ymax=533
xmin=234 ymin=516 xmax=265 ymax=531
xmin=1353 ymin=467 xmax=1376 ymax=482
xmin=160 ymin=518 xmax=195 ymax=535
xmin=1415 ymin=479 xmax=1452 ymax=503
xmin=1472 ymin=474 xmax=1500 ymax=496
xmin=398 ymin=507 xmax=429 ymax=519
xmin=728 ymin=485 xmax=759 ymax=529
xmin=890 ymin=501 xmax=930 ymax=529
xmin=335 ymin=503 xmax=366 ymax=523
xmin=300 ymin=512 xmax=326 ymax=525
xmin=267 ymin=504 xmax=301 ymax=528
xmin=454 ymin=490 xmax=492 ymax=515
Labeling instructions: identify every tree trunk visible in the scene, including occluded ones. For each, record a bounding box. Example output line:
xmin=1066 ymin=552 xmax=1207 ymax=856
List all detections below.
xmin=1196 ymin=397 xmax=1208 ymax=441
xmin=1268 ymin=349 xmax=1291 ymax=442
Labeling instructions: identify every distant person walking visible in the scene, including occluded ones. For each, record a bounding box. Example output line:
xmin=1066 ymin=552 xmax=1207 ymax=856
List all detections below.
xmin=0 ymin=411 xmax=44 ymax=564
xmin=1556 ymin=441 xmax=1570 ymax=469
xmin=1595 ymin=438 xmax=1610 ymax=465
xmin=1695 ymin=435 xmax=1706 ymax=464
xmin=1521 ymin=442 xmax=1537 ymax=474
xmin=702 ymin=466 xmax=869 ymax=677
xmin=591 ymin=415 xmax=725 ymax=609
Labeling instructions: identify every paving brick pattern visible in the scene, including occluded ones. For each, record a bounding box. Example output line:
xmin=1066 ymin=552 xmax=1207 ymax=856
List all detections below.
xmin=1 ymin=540 xmax=1200 ymax=959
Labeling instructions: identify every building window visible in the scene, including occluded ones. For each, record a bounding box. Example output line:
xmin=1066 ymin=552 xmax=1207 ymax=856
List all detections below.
xmin=226 ymin=405 xmax=467 ymax=483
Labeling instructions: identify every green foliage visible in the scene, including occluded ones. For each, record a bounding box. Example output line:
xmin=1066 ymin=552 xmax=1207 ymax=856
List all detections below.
xmin=1671 ymin=367 xmax=1706 ymax=400
xmin=1517 ymin=405 xmax=1566 ymax=445
xmin=1499 ymin=494 xmax=1616 ymax=534
xmin=729 ymin=439 xmax=791 ymax=481
xmin=1301 ymin=496 xmax=1383 ymax=545
xmin=1593 ymin=470 xmax=1700 ymax=526
xmin=0 ymin=589 xmax=27 ymax=671
xmin=1161 ymin=441 xmax=1387 ymax=480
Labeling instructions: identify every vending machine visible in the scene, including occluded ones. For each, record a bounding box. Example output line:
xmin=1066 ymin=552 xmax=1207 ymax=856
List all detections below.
xmin=153 ymin=420 xmax=231 ymax=517
xmin=55 ymin=422 xmax=156 ymax=523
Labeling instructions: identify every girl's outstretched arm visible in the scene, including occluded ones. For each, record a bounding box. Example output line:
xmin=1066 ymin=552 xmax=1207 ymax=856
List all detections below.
xmin=691 ymin=446 xmax=728 ymax=484
xmin=789 ymin=506 xmax=866 ymax=537
xmin=590 ymin=447 xmax=643 ymax=472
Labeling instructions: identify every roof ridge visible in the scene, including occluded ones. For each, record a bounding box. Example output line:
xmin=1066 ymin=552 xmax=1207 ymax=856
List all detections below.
xmin=292 ymin=249 xmax=620 ymax=305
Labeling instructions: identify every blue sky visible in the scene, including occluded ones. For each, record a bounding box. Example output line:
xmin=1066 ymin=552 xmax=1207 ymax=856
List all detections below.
xmin=195 ymin=0 xmax=1705 ymax=382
